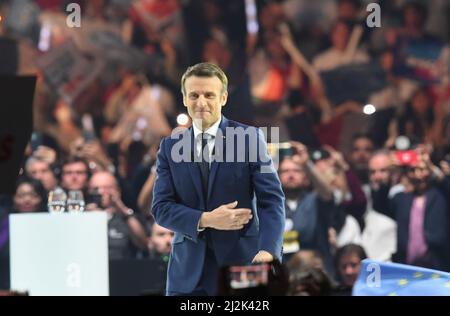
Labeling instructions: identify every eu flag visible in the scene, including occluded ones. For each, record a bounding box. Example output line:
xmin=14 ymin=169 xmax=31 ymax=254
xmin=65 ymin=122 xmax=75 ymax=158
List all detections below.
xmin=353 ymin=259 xmax=450 ymax=296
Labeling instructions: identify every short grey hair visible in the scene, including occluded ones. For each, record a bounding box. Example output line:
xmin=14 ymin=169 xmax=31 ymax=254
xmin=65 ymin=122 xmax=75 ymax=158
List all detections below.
xmin=25 ymin=156 xmax=49 ymax=174
xmin=181 ymin=62 xmax=228 ymax=96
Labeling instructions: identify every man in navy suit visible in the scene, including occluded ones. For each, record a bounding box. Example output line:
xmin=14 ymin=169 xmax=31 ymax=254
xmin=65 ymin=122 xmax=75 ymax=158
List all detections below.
xmin=372 ymin=154 xmax=449 ymax=270
xmin=152 ymin=62 xmax=285 ymax=295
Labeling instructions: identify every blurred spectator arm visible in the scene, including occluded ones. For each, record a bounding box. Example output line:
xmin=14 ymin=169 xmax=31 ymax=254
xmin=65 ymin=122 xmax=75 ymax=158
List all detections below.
xmin=385 ymin=120 xmax=399 ymax=149
xmin=78 ymin=140 xmax=114 ymax=172
xmin=160 ymin=39 xmax=182 ymax=85
xmin=278 ymin=23 xmax=338 ymax=124
xmin=341 ymin=170 xmax=367 ymax=224
xmin=137 ymin=165 xmax=157 ymax=216
xmin=310 ymin=79 xmax=334 ymax=124
xmin=417 ymin=144 xmax=445 ymax=182
xmin=429 ymin=95 xmax=447 ymax=147
xmin=290 ymin=141 xmax=333 ymax=201
xmin=121 ymin=19 xmax=134 ymax=44
xmin=104 ymin=87 xmax=130 ymax=125
xmin=344 ymin=25 xmax=364 ymax=63
xmin=304 ymin=161 xmax=334 ymax=202
xmin=52 ymin=100 xmax=82 ymax=150
xmin=371 ymin=183 xmax=395 ymax=219
xmin=113 ymin=197 xmax=148 ymax=250
xmin=333 ymin=100 xmax=362 ymax=117
xmin=279 ymin=23 xmax=320 ymax=82
xmin=126 ymin=215 xmax=149 ymax=250
xmin=69 ymin=138 xmax=114 ymax=173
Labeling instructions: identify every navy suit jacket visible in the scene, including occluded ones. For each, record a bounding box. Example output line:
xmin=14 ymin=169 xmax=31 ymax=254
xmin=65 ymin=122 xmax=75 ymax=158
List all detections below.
xmin=152 ymin=116 xmax=285 ymax=294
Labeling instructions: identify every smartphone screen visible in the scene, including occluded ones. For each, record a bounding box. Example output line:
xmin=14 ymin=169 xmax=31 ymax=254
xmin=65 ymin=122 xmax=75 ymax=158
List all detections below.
xmin=82 ymin=114 xmax=96 ymax=142
xmin=395 ymin=150 xmax=418 ymax=166
xmin=228 ymin=263 xmax=270 ymax=289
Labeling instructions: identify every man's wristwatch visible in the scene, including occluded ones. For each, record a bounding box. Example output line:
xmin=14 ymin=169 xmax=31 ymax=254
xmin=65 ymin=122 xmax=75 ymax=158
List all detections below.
xmin=123 ymin=208 xmax=135 ymax=220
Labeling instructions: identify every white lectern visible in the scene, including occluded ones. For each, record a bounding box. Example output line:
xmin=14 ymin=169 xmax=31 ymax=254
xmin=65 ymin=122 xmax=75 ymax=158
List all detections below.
xmin=9 ymin=211 xmax=109 ymax=296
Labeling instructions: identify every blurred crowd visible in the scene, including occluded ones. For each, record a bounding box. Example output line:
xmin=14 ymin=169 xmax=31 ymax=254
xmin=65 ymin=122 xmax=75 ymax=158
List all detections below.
xmin=1 ymin=0 xmax=450 ymax=295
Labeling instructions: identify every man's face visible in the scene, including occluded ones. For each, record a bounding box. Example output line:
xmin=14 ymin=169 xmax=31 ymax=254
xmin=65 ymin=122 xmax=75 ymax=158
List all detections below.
xmin=369 ymin=154 xmax=392 ymax=186
xmin=28 ymin=161 xmax=57 ymax=191
xmin=351 ymin=138 xmax=374 ymax=170
xmin=88 ymin=172 xmax=119 ymax=210
xmin=150 ymin=223 xmax=174 ymax=255
xmin=338 ymin=254 xmax=362 ymax=287
xmin=407 ymin=161 xmax=430 ymax=192
xmin=61 ymin=162 xmax=89 ymax=191
xmin=183 ymin=76 xmax=227 ymax=130
xmin=279 ymin=158 xmax=309 ymax=190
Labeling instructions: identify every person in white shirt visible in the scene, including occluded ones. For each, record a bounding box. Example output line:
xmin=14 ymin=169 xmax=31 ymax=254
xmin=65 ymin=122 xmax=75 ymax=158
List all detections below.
xmin=360 ymin=151 xmax=397 ymax=261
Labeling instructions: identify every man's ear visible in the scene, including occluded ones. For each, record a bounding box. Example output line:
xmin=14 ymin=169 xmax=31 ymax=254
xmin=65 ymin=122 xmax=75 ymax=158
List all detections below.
xmin=221 ymin=91 xmax=228 ymax=107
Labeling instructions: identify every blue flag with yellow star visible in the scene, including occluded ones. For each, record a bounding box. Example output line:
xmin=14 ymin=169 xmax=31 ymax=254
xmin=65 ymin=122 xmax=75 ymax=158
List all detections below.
xmin=353 ymin=259 xmax=450 ymax=296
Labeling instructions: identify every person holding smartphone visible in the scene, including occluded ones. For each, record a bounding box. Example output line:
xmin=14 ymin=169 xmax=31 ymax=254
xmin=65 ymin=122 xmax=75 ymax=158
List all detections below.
xmin=372 ymin=150 xmax=449 ymax=270
xmin=278 ymin=141 xmax=338 ymax=276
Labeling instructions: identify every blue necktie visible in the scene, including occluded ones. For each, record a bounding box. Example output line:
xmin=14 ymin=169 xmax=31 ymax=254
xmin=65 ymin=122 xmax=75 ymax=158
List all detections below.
xmin=198 ymin=133 xmax=210 ymax=200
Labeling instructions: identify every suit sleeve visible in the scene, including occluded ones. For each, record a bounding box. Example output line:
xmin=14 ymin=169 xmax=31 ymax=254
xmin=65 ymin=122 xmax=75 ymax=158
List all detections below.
xmin=426 ymin=191 xmax=448 ymax=251
xmin=151 ymin=138 xmax=203 ymax=242
xmin=250 ymin=129 xmax=285 ymax=261
xmin=371 ymin=184 xmax=395 ymax=219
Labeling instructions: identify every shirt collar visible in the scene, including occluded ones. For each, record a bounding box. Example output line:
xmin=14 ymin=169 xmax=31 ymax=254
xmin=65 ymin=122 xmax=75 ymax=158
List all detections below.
xmin=192 ymin=116 xmax=222 ymax=139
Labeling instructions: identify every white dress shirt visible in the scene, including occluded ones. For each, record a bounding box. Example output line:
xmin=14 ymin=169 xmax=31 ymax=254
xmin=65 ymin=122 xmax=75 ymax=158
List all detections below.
xmin=192 ymin=117 xmax=221 ymax=165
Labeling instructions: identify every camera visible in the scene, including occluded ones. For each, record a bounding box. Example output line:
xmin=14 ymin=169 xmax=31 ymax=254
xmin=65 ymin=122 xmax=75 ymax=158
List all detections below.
xmin=267 ymin=142 xmax=294 ymax=160
xmin=85 ymin=192 xmax=102 ymax=207
xmin=309 ymin=148 xmax=330 ymax=162
xmin=278 ymin=142 xmax=294 ymax=158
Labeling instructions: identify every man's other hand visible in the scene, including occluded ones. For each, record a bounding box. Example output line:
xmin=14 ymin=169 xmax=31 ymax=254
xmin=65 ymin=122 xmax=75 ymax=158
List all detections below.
xmin=252 ymin=250 xmax=274 ymax=263
xmin=199 ymin=201 xmax=252 ymax=230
